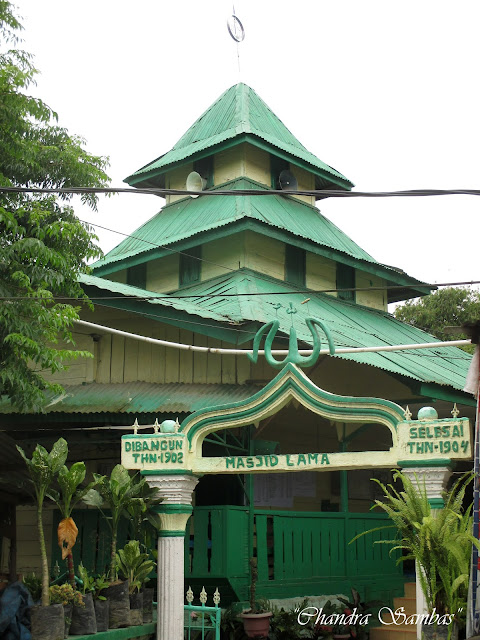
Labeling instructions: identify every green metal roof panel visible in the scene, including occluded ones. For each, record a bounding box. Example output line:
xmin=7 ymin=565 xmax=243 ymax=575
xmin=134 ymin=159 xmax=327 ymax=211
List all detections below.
xmin=126 ymin=84 xmax=353 ymax=189
xmin=92 ymin=178 xmax=375 ymax=270
xmin=170 ymin=270 xmax=471 ymax=391
xmin=79 ymin=273 xmax=229 ymax=323
xmin=0 ymin=382 xmax=263 ymax=415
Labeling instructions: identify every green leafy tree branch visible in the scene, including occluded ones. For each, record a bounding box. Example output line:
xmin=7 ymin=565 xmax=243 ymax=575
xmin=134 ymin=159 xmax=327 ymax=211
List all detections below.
xmin=0 ymin=1 xmax=110 ymax=412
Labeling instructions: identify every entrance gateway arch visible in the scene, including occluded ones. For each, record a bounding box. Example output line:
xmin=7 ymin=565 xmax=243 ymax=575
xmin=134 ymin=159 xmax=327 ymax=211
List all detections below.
xmin=121 ymin=319 xmax=472 ymax=640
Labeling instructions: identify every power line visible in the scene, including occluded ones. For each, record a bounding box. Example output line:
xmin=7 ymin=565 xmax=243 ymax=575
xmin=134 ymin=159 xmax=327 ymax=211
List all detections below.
xmin=1 ymin=278 xmax=479 ymax=301
xmin=3 ymin=186 xmax=480 ymax=198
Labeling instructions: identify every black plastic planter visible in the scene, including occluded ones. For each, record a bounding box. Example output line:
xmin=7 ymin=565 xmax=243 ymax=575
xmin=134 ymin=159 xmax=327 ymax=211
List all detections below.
xmin=104 ymin=581 xmax=130 ymax=629
xmin=30 ymin=604 xmax=64 ymax=640
xmin=94 ymin=599 xmax=109 ymax=632
xmin=63 ymin=604 xmax=72 ymax=638
xmin=129 ymin=592 xmax=143 ymax=626
xmin=69 ymin=593 xmax=97 ymax=635
xmin=142 ymin=587 xmax=154 ymax=623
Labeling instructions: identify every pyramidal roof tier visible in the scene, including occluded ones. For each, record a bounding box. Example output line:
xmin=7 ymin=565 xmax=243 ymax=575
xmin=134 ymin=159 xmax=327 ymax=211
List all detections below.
xmin=125 ymin=83 xmax=353 ymax=191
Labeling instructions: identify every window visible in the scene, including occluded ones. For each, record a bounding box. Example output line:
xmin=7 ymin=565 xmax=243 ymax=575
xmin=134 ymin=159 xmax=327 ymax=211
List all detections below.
xmin=126 ymin=263 xmax=146 ymax=289
xmin=285 ymin=245 xmax=306 ymax=287
xmin=179 ymin=246 xmax=201 ymax=286
xmin=270 ymin=155 xmax=289 ymax=189
xmin=193 ymin=157 xmax=214 ymax=188
xmin=336 ymin=263 xmax=355 ymax=302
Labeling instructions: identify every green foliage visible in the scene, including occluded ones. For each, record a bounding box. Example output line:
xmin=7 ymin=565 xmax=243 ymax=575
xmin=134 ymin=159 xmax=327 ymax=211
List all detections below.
xmin=355 ymin=471 xmax=478 ymax=627
xmin=48 ymin=461 xmax=98 ymax=519
xmin=0 ymin=1 xmax=110 ymax=412
xmin=23 ymin=573 xmax=42 ymax=603
xmin=77 ymin=563 xmax=109 ymax=600
xmin=82 ymin=465 xmax=147 ymax=581
xmin=269 ymin=598 xmax=310 ymax=639
xmin=125 ymin=479 xmax=162 ymax=548
xmin=115 ymin=540 xmax=155 ymax=594
xmin=337 ymin=589 xmax=382 ymax=640
xmin=49 ymin=583 xmax=84 ymax=607
xmin=16 ymin=438 xmax=68 ymax=508
xmin=16 ymin=437 xmax=68 ymax=605
xmin=394 ymin=287 xmax=480 ymax=354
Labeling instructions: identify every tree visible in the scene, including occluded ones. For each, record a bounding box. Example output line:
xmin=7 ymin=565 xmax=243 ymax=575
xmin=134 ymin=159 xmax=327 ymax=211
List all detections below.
xmin=0 ymin=1 xmax=110 ymax=411
xmin=394 ymin=287 xmax=480 ymax=353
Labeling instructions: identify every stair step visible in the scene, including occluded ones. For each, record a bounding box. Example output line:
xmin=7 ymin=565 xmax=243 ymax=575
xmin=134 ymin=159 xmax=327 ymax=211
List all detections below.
xmin=393 ymin=597 xmax=417 ymax=616
xmin=404 ymin=582 xmax=416 ymax=599
xmin=370 ymin=625 xmax=417 ymax=640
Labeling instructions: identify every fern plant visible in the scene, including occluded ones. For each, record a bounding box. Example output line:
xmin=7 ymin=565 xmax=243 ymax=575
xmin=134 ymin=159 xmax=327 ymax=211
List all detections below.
xmin=355 ymin=470 xmax=478 ymax=630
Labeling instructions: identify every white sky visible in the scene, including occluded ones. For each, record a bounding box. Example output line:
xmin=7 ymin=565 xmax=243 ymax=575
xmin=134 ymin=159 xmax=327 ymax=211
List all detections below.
xmin=11 ymin=0 xmax=480 ymax=289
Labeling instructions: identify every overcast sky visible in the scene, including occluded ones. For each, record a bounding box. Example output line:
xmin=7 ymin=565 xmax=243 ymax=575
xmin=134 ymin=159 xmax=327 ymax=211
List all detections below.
xmin=11 ymin=0 xmax=480 ymax=291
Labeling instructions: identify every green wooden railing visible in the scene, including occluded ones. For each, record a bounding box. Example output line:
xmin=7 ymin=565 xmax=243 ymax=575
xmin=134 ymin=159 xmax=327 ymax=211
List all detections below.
xmin=185 ymin=506 xmax=404 ymax=604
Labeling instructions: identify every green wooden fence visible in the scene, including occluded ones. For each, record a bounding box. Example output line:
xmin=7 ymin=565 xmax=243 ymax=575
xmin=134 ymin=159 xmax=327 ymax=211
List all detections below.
xmin=185 ymin=506 xmax=404 ymax=604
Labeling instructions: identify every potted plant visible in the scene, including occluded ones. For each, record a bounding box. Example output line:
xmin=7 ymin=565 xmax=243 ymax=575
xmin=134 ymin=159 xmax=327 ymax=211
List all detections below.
xmin=47 ymin=461 xmax=98 ymax=588
xmin=116 ymin=540 xmax=155 ymax=626
xmin=238 ymin=558 xmax=272 ymax=639
xmin=68 ymin=569 xmax=97 ymax=636
xmin=49 ymin=583 xmax=84 ymax=638
xmin=77 ymin=563 xmax=110 ymax=631
xmin=17 ymin=438 xmax=68 ymax=640
xmin=83 ymin=465 xmax=147 ymax=628
xmin=354 ymin=471 xmax=479 ymax=640
xmin=337 ymin=588 xmax=383 ymax=640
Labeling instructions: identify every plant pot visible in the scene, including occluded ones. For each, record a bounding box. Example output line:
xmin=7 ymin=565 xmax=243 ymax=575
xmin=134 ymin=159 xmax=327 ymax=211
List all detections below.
xmin=30 ymin=604 xmax=64 ymax=640
xmin=104 ymin=581 xmax=130 ymax=629
xmin=94 ymin=599 xmax=109 ymax=632
xmin=69 ymin=593 xmax=97 ymax=635
xmin=63 ymin=604 xmax=72 ymax=638
xmin=129 ymin=592 xmax=144 ymax=626
xmin=422 ymin=622 xmax=458 ymax=640
xmin=142 ymin=587 xmax=154 ymax=623
xmin=238 ymin=611 xmax=272 ymax=639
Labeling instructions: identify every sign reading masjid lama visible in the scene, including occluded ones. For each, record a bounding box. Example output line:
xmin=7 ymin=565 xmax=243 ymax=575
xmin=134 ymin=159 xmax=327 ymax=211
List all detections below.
xmin=121 ymin=415 xmax=472 ymax=475
xmin=121 ymin=318 xmax=472 ymax=476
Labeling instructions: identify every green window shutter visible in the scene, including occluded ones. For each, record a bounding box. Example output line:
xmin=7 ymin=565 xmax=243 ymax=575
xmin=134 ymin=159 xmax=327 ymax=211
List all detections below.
xmin=127 ymin=263 xmax=147 ymax=289
xmin=180 ymin=246 xmax=201 ymax=286
xmin=337 ymin=263 xmax=356 ymax=302
xmin=285 ymin=244 xmax=306 ymax=287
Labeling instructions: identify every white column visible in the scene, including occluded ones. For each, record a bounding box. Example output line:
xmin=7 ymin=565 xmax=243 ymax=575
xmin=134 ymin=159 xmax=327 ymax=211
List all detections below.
xmin=145 ymin=473 xmax=199 ymax=640
xmin=402 ymin=465 xmax=452 ymax=640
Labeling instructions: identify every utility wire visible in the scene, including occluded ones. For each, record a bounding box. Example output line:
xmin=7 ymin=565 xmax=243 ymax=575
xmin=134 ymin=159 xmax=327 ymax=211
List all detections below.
xmin=1 ymin=279 xmax=479 ymax=301
xmin=3 ymin=186 xmax=480 ymax=198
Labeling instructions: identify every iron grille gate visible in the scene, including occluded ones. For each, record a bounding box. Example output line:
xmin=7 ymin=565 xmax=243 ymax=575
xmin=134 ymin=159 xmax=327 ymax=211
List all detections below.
xmin=184 ymin=586 xmax=221 ymax=640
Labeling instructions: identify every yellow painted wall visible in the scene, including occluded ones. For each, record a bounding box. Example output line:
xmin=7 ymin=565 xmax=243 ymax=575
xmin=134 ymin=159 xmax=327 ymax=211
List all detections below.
xmin=41 ymin=334 xmax=95 ymax=385
xmin=107 ymin=269 xmax=127 ymax=284
xmin=147 ymin=254 xmax=180 ymax=292
xmin=244 ymin=231 xmax=285 ymax=280
xmin=166 ymin=163 xmax=193 ymax=204
xmin=356 ymin=271 xmax=387 ymax=311
xmin=214 ymin=143 xmax=271 ymax=187
xmin=214 ymin=146 xmax=244 ymax=185
xmin=202 ymin=235 xmax=245 ymax=281
xmin=306 ymin=253 xmax=337 ymax=295
xmin=291 ymin=165 xmax=315 ymax=206
xmin=245 ymin=145 xmax=270 ymax=186
xmin=76 ymin=311 xmax=255 ymax=386
xmin=16 ymin=506 xmax=54 ymax=575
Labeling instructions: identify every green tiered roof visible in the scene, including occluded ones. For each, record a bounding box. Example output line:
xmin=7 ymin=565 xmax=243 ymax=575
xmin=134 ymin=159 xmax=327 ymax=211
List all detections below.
xmin=92 ymin=178 xmax=429 ymax=300
xmin=125 ymin=83 xmax=353 ymax=190
xmin=79 ymin=271 xmax=472 ymax=394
